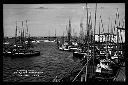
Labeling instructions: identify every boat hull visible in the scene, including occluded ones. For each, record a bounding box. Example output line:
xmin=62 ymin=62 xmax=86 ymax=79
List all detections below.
xmin=59 ymin=46 xmax=70 ymax=51
xmin=73 ymin=52 xmax=86 ymax=60
xmin=3 ymin=51 xmax=40 ymax=57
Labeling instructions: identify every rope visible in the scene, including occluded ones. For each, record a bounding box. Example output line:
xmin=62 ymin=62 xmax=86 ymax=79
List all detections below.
xmin=72 ymin=55 xmax=92 ymax=82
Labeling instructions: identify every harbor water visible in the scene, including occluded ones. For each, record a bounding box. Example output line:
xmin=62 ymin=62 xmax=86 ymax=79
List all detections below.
xmin=3 ymin=41 xmax=83 ymax=82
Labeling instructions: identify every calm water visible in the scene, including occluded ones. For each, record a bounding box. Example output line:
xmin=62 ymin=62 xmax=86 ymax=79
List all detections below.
xmin=3 ymin=42 xmax=82 ymax=82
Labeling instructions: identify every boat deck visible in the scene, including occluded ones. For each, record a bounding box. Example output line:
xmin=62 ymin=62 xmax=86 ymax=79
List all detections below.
xmin=114 ymin=62 xmax=125 ymax=82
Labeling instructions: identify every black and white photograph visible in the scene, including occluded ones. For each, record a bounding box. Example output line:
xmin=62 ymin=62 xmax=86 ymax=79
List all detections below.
xmin=3 ymin=3 xmax=125 ymax=82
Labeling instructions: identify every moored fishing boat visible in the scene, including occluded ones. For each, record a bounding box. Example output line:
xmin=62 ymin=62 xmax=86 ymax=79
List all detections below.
xmin=3 ymin=20 xmax=40 ymax=57
xmin=94 ymin=58 xmax=120 ymax=81
xmin=3 ymin=49 xmax=40 ymax=57
xmin=53 ymin=3 xmax=125 ymax=82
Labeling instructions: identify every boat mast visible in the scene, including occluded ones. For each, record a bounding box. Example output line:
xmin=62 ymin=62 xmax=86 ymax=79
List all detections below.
xmin=20 ymin=22 xmax=22 ymax=44
xmin=80 ymin=18 xmax=84 ymax=41
xmin=116 ymin=8 xmax=119 ymax=59
xmin=110 ymin=19 xmax=113 ymax=43
xmin=106 ymin=17 xmax=110 ymax=59
xmin=99 ymin=16 xmax=101 ymax=43
xmin=21 ymin=21 xmax=24 ymax=44
xmin=62 ymin=31 xmax=64 ymax=44
xmin=84 ymin=3 xmax=89 ymax=82
xmin=108 ymin=17 xmax=110 ymax=42
xmin=88 ymin=12 xmax=92 ymax=44
xmin=15 ymin=21 xmax=18 ymax=45
xmin=86 ymin=3 xmax=89 ymax=42
xmin=48 ymin=30 xmax=50 ymax=41
xmin=93 ymin=2 xmax=97 ymax=75
xmin=55 ymin=29 xmax=56 ymax=38
xmin=102 ymin=20 xmax=104 ymax=42
xmin=26 ymin=20 xmax=28 ymax=38
xmin=85 ymin=3 xmax=93 ymax=82
xmin=68 ymin=18 xmax=71 ymax=45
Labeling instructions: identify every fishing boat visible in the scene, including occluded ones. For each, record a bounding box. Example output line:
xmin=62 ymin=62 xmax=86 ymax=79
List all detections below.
xmin=59 ymin=19 xmax=76 ymax=51
xmin=94 ymin=58 xmax=119 ymax=81
xmin=3 ymin=45 xmax=40 ymax=57
xmin=3 ymin=20 xmax=40 ymax=57
xmin=68 ymin=41 xmax=78 ymax=52
xmin=59 ymin=41 xmax=70 ymax=51
xmin=73 ymin=4 xmax=93 ymax=60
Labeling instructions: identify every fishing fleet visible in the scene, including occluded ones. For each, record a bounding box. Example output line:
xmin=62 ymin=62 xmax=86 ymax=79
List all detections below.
xmin=53 ymin=3 xmax=125 ymax=82
xmin=3 ymin=20 xmax=40 ymax=57
xmin=3 ymin=3 xmax=125 ymax=82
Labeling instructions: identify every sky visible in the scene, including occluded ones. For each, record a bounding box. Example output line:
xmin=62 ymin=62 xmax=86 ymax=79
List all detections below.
xmin=3 ymin=3 xmax=125 ymax=37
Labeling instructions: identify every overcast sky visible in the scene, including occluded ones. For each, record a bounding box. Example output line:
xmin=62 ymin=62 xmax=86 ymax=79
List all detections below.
xmin=3 ymin=3 xmax=125 ymax=37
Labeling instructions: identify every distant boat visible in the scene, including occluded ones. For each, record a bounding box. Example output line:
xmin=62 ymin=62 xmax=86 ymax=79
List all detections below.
xmin=59 ymin=42 xmax=70 ymax=51
xmin=43 ymin=39 xmax=55 ymax=42
xmin=58 ymin=19 xmax=79 ymax=52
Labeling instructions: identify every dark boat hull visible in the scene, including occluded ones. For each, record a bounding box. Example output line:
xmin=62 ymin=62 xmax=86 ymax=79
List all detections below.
xmin=73 ymin=52 xmax=86 ymax=60
xmin=3 ymin=51 xmax=40 ymax=57
xmin=69 ymin=47 xmax=78 ymax=52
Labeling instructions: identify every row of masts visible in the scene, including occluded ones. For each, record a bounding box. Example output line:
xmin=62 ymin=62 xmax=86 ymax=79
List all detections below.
xmin=72 ymin=3 xmax=125 ymax=82
xmin=53 ymin=3 xmax=125 ymax=82
xmin=15 ymin=20 xmax=30 ymax=44
xmin=57 ymin=4 xmax=125 ymax=53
